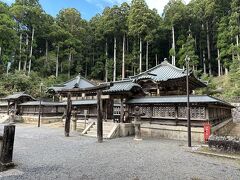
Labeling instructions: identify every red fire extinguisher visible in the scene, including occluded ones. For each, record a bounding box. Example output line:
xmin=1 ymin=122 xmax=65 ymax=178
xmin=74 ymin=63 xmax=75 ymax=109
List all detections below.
xmin=204 ymin=123 xmax=211 ymax=143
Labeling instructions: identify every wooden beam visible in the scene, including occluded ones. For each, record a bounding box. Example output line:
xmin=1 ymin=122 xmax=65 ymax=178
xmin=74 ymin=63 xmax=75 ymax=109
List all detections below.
xmin=65 ymin=93 xmax=72 ymax=137
xmin=97 ymin=90 xmax=103 ymax=143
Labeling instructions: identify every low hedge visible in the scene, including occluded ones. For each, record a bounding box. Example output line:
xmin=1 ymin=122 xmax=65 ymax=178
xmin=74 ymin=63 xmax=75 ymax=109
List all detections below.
xmin=208 ymin=135 xmax=240 ymax=153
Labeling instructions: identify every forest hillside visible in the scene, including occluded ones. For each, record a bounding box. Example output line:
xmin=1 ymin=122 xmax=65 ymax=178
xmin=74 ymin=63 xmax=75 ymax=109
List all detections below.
xmin=0 ymin=0 xmax=239 ymax=100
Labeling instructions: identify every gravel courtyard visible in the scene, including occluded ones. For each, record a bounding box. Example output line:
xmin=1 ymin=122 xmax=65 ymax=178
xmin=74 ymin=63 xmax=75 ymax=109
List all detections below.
xmin=0 ymin=124 xmax=240 ymax=180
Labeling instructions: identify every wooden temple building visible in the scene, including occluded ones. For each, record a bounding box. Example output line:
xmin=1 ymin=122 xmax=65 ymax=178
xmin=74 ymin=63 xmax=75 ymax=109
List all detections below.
xmin=0 ymin=92 xmax=35 ymax=115
xmin=0 ymin=61 xmax=234 ymax=141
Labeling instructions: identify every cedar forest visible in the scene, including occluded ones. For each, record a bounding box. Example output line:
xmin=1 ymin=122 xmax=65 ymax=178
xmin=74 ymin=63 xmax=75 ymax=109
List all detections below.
xmin=0 ymin=0 xmax=239 ymax=100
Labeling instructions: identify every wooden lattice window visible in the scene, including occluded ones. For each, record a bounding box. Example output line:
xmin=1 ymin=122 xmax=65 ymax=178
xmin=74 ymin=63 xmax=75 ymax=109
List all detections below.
xmin=178 ymin=107 xmax=187 ymax=118
xmin=153 ymin=106 xmax=175 ymax=118
xmin=140 ymin=106 xmax=151 ymax=117
xmin=113 ymin=106 xmax=120 ymax=115
xmin=178 ymin=106 xmax=205 ymax=119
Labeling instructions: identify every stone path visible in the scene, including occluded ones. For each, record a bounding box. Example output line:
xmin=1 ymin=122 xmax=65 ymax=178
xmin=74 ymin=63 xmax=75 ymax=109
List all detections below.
xmin=0 ymin=124 xmax=240 ymax=180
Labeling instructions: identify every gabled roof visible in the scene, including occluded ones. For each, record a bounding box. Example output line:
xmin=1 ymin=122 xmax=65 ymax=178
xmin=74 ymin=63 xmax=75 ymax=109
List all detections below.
xmin=126 ymin=95 xmax=234 ymax=108
xmin=103 ymin=80 xmax=144 ymax=95
xmin=1 ymin=92 xmax=35 ymax=101
xmin=48 ymin=74 xmax=96 ymax=93
xmin=131 ymin=60 xmax=186 ymax=82
xmin=130 ymin=60 xmax=206 ymax=88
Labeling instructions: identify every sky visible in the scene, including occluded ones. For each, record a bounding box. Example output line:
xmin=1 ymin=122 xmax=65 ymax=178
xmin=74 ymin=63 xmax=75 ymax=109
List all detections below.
xmin=2 ymin=0 xmax=191 ymax=20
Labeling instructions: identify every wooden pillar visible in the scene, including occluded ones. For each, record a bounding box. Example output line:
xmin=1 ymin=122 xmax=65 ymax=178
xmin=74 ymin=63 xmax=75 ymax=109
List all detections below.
xmin=0 ymin=125 xmax=15 ymax=165
xmin=38 ymin=100 xmax=42 ymax=127
xmin=7 ymin=101 xmax=10 ymax=115
xmin=205 ymin=106 xmax=209 ymax=123
xmin=175 ymin=106 xmax=178 ymax=125
xmin=120 ymin=97 xmax=124 ymax=123
xmin=97 ymin=90 xmax=103 ymax=143
xmin=157 ymin=84 xmax=160 ymax=96
xmin=14 ymin=102 xmax=17 ymax=115
xmin=65 ymin=93 xmax=72 ymax=137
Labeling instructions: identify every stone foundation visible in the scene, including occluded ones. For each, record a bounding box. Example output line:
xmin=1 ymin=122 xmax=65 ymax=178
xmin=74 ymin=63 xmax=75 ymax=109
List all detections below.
xmin=18 ymin=116 xmax=62 ymax=124
xmin=141 ymin=123 xmax=204 ymax=142
xmin=211 ymin=118 xmax=234 ymax=136
xmin=232 ymin=103 xmax=240 ymax=123
xmin=140 ymin=119 xmax=234 ymax=142
xmin=119 ymin=123 xmax=134 ymax=137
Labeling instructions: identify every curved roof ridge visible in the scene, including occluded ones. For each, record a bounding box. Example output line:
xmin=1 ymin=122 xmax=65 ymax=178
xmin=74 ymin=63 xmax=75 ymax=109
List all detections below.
xmin=131 ymin=60 xmax=185 ymax=79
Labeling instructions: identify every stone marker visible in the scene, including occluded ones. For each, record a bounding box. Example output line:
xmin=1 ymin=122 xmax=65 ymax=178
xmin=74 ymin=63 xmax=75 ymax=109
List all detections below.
xmin=133 ymin=106 xmax=143 ymax=141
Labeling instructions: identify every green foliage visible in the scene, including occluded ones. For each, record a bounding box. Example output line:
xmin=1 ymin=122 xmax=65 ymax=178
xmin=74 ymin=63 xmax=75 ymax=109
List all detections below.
xmin=178 ymin=34 xmax=199 ymax=67
xmin=0 ymin=0 xmax=239 ymax=98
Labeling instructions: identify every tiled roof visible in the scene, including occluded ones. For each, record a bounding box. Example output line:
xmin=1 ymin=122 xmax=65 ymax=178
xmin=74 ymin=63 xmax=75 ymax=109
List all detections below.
xmin=0 ymin=102 xmax=13 ymax=106
xmin=130 ymin=61 xmax=206 ymax=88
xmin=104 ymin=80 xmax=142 ymax=93
xmin=19 ymin=99 xmax=97 ymax=106
xmin=126 ymin=95 xmax=234 ymax=108
xmin=48 ymin=74 xmax=96 ymax=93
xmin=130 ymin=60 xmax=186 ymax=82
xmin=19 ymin=101 xmax=63 ymax=106
xmin=1 ymin=92 xmax=35 ymax=101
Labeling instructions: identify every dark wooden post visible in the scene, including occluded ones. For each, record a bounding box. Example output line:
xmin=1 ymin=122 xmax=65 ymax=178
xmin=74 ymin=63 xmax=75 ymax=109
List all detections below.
xmin=72 ymin=106 xmax=77 ymax=131
xmin=186 ymin=56 xmax=191 ymax=147
xmin=120 ymin=97 xmax=124 ymax=123
xmin=97 ymin=90 xmax=103 ymax=143
xmin=0 ymin=125 xmax=15 ymax=165
xmin=38 ymin=100 xmax=42 ymax=127
xmin=65 ymin=93 xmax=72 ymax=137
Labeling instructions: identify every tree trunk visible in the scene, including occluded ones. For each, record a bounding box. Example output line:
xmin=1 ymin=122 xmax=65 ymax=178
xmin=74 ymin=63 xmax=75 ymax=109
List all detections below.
xmin=221 ymin=64 xmax=223 ymax=76
xmin=225 ymin=67 xmax=229 ymax=75
xmin=68 ymin=50 xmax=72 ymax=79
xmin=28 ymin=27 xmax=35 ymax=76
xmin=139 ymin=37 xmax=142 ymax=73
xmin=172 ymin=26 xmax=176 ymax=66
xmin=56 ymin=45 xmax=59 ymax=78
xmin=85 ymin=59 xmax=88 ymax=78
xmin=122 ymin=34 xmax=125 ymax=80
xmin=206 ymin=22 xmax=211 ymax=75
xmin=237 ymin=35 xmax=239 ymax=61
xmin=146 ymin=41 xmax=149 ymax=70
xmin=60 ymin=62 xmax=63 ymax=73
xmin=113 ymin=36 xmax=117 ymax=81
xmin=24 ymin=34 xmax=29 ymax=72
xmin=155 ymin=54 xmax=158 ymax=66
xmin=18 ymin=33 xmax=22 ymax=71
xmin=45 ymin=39 xmax=48 ymax=66
xmin=126 ymin=36 xmax=129 ymax=52
xmin=0 ymin=46 xmax=1 ymax=57
xmin=105 ymin=40 xmax=108 ymax=82
xmin=203 ymin=51 xmax=206 ymax=74
xmin=217 ymin=49 xmax=221 ymax=76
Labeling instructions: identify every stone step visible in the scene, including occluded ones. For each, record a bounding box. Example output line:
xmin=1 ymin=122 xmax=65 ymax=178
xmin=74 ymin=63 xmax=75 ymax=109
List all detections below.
xmin=86 ymin=131 xmax=109 ymax=137
xmin=84 ymin=133 xmax=108 ymax=138
xmin=91 ymin=126 xmax=113 ymax=132
xmin=87 ymin=129 xmax=112 ymax=134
